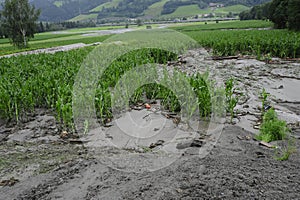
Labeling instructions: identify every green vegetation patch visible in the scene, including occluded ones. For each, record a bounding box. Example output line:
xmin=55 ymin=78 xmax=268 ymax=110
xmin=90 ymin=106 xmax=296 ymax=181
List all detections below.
xmin=54 ymin=1 xmax=63 ymax=7
xmin=173 ymin=20 xmax=273 ymax=31
xmin=256 ymin=109 xmax=289 ymax=143
xmin=161 ymin=4 xmax=202 ymax=18
xmin=90 ymin=0 xmax=122 ymax=12
xmin=144 ymin=0 xmax=170 ymax=17
xmin=0 ymin=43 xmax=227 ymax=131
xmin=217 ymin=5 xmax=249 ymax=13
xmin=175 ymin=25 xmax=300 ymax=58
xmin=0 ymin=47 xmax=94 ymax=127
xmin=69 ymin=14 xmax=98 ymax=22
xmin=0 ymin=34 xmax=111 ymax=56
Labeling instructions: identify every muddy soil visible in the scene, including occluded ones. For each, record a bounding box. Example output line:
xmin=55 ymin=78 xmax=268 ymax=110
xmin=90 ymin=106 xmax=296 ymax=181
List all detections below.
xmin=0 ymin=48 xmax=300 ymax=199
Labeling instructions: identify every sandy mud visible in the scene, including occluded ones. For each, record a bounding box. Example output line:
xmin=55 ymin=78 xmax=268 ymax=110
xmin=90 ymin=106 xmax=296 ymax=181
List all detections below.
xmin=0 ymin=48 xmax=299 ymax=199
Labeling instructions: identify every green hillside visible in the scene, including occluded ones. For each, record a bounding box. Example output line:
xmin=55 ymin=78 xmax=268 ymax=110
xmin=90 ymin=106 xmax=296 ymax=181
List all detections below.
xmin=27 ymin=0 xmax=267 ymax=22
xmin=70 ymin=14 xmax=98 ymax=22
xmin=161 ymin=4 xmax=202 ymax=19
xmin=218 ymin=5 xmax=250 ymax=13
xmin=90 ymin=0 xmax=122 ymax=12
xmin=144 ymin=0 xmax=170 ymax=18
xmin=161 ymin=4 xmax=250 ymax=19
xmin=53 ymin=1 xmax=63 ymax=7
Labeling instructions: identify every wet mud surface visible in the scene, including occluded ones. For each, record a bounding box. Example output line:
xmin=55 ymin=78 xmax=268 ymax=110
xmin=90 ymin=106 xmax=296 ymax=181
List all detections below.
xmin=1 ymin=48 xmax=300 ymax=199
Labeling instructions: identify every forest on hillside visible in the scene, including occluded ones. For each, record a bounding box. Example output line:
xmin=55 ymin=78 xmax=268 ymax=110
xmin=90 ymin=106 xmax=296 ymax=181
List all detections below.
xmin=17 ymin=0 xmax=271 ymax=22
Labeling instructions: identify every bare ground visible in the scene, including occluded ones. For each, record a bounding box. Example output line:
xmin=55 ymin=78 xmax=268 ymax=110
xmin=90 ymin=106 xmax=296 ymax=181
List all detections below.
xmin=0 ymin=48 xmax=300 ymax=199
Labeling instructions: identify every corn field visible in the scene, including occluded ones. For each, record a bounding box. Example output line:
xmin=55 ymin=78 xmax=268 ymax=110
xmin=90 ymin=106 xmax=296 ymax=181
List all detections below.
xmin=187 ymin=29 xmax=300 ymax=58
xmin=0 ymin=46 xmax=220 ymax=131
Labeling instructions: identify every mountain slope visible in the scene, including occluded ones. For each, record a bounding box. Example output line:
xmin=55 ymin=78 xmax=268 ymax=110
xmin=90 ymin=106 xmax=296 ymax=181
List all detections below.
xmin=32 ymin=0 xmax=108 ymax=21
xmin=143 ymin=0 xmax=170 ymax=18
xmin=24 ymin=0 xmax=271 ymax=22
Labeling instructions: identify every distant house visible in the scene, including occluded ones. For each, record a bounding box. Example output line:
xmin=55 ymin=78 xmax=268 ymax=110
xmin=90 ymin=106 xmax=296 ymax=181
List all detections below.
xmin=209 ymin=3 xmax=224 ymax=8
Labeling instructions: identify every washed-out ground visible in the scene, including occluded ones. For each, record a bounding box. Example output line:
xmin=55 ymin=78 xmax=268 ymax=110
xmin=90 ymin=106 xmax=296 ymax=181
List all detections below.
xmin=0 ymin=48 xmax=299 ymax=199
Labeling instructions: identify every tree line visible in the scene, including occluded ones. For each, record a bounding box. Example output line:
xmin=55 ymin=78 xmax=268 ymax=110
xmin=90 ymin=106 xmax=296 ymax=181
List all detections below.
xmin=36 ymin=21 xmax=97 ymax=33
xmin=239 ymin=0 xmax=300 ymax=31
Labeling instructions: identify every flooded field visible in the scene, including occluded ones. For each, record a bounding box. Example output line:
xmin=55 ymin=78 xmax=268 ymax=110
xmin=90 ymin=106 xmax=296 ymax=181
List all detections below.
xmin=1 ymin=47 xmax=299 ymax=199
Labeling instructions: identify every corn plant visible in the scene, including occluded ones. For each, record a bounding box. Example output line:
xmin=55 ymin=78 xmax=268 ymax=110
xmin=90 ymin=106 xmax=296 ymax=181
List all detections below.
xmin=225 ymin=77 xmax=238 ymax=123
xmin=190 ymin=72 xmax=212 ymax=118
xmin=260 ymin=88 xmax=269 ymax=119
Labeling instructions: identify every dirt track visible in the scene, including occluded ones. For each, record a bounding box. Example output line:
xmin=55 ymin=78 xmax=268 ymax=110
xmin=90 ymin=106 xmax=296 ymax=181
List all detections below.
xmin=0 ymin=48 xmax=299 ymax=199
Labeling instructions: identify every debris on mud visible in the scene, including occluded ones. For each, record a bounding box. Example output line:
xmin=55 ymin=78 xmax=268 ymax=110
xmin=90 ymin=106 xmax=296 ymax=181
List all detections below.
xmin=0 ymin=177 xmax=19 ymax=187
xmin=1 ymin=47 xmax=299 ymax=199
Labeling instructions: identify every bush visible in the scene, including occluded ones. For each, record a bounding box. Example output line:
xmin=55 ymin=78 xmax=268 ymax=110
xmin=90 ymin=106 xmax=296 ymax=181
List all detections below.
xmin=256 ymin=108 xmax=289 ymax=142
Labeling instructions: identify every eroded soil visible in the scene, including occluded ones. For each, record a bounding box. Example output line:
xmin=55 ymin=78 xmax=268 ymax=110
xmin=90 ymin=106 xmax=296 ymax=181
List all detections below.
xmin=0 ymin=48 xmax=299 ymax=199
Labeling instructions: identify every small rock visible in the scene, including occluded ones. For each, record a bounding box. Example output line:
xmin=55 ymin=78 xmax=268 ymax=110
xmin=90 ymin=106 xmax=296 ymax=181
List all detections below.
xmin=190 ymin=139 xmax=204 ymax=147
xmin=132 ymin=106 xmax=142 ymax=111
xmin=278 ymin=85 xmax=284 ymax=89
xmin=105 ymin=133 xmax=113 ymax=139
xmin=177 ymin=139 xmax=204 ymax=149
xmin=255 ymin=151 xmax=265 ymax=158
xmin=243 ymin=105 xmax=250 ymax=108
xmin=176 ymin=188 xmax=183 ymax=193
xmin=177 ymin=141 xmax=192 ymax=149
xmin=149 ymin=140 xmax=164 ymax=149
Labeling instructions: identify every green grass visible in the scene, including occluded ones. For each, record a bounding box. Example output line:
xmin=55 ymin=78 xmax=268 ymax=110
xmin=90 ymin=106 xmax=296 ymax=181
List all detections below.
xmin=161 ymin=4 xmax=202 ymax=18
xmin=0 ymin=24 xmax=134 ymax=56
xmin=0 ymin=34 xmax=111 ymax=56
xmin=274 ymin=139 xmax=297 ymax=161
xmin=172 ymin=20 xmax=273 ymax=31
xmin=161 ymin=4 xmax=250 ymax=19
xmin=69 ymin=14 xmax=98 ymax=21
xmin=144 ymin=0 xmax=170 ymax=17
xmin=53 ymin=1 xmax=63 ymax=7
xmin=65 ymin=25 xmax=124 ymax=33
xmin=90 ymin=0 xmax=122 ymax=12
xmin=0 ymin=32 xmax=82 ymax=45
xmin=217 ymin=5 xmax=249 ymax=14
